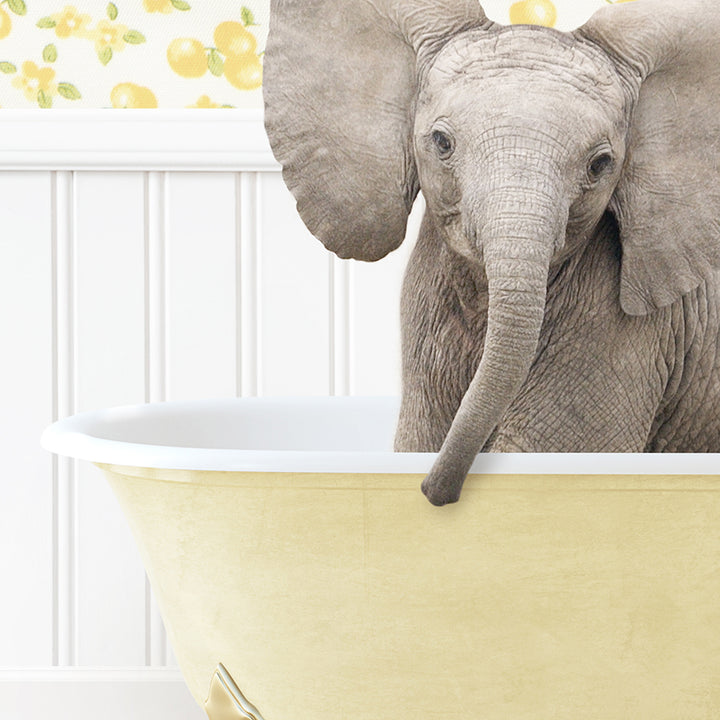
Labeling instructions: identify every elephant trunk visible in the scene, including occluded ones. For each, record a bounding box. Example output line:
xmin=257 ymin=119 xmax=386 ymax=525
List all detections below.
xmin=421 ymin=200 xmax=562 ymax=506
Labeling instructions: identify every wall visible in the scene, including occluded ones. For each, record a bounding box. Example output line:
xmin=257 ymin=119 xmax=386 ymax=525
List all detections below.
xmin=0 ymin=110 xmax=419 ymax=719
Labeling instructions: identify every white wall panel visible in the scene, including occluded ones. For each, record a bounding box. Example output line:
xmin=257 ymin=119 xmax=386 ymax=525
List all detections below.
xmin=348 ymin=194 xmax=422 ymax=396
xmin=0 ymin=172 xmax=54 ymax=666
xmin=73 ymin=172 xmax=148 ymax=666
xmin=258 ymin=172 xmax=332 ymax=396
xmin=74 ymin=172 xmax=147 ymax=411
xmin=165 ymin=173 xmax=238 ymax=401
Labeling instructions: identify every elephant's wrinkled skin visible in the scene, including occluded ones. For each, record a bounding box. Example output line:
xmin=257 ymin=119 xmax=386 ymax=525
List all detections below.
xmin=396 ymin=211 xmax=720 ymax=455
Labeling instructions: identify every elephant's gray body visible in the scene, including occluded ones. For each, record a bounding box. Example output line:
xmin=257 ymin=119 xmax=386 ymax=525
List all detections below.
xmin=396 ymin=210 xmax=720 ymax=453
xmin=264 ymin=0 xmax=720 ymax=503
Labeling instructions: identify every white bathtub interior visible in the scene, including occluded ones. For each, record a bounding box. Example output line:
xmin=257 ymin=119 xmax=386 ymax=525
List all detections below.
xmin=55 ymin=396 xmax=401 ymax=451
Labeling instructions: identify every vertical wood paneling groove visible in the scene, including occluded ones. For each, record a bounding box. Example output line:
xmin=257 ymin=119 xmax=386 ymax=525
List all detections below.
xmin=255 ymin=174 xmax=264 ymax=395
xmin=53 ymin=170 xmax=77 ymax=667
xmin=51 ymin=172 xmax=59 ymax=667
xmin=71 ymin=172 xmax=82 ymax=667
xmin=347 ymin=263 xmax=357 ymax=396
xmin=329 ymin=256 xmax=351 ymax=396
xmin=143 ymin=171 xmax=169 ymax=667
xmin=237 ymin=172 xmax=261 ymax=396
xmin=145 ymin=171 xmax=167 ymax=405
xmin=328 ymin=256 xmax=335 ymax=396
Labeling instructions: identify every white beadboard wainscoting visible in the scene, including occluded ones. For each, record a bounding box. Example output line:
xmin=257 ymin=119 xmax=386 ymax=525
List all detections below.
xmin=0 ymin=110 xmax=419 ymax=719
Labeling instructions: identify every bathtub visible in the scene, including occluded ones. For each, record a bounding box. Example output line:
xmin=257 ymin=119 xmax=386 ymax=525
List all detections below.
xmin=42 ymin=396 xmax=720 ymax=720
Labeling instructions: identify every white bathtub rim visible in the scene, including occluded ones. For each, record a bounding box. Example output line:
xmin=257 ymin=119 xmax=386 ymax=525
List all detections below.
xmin=41 ymin=396 xmax=720 ymax=476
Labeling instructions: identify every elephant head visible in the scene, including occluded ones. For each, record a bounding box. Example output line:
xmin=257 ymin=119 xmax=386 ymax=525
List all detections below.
xmin=263 ymin=0 xmax=720 ymax=505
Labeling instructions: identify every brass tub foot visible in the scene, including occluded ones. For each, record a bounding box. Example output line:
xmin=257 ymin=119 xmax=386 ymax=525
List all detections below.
xmin=204 ymin=663 xmax=265 ymax=720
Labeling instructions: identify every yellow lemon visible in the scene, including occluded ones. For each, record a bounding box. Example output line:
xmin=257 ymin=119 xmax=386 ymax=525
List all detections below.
xmin=111 ymin=82 xmax=158 ymax=108
xmin=224 ymin=53 xmax=262 ymax=90
xmin=167 ymin=38 xmax=207 ymax=78
xmin=214 ymin=21 xmax=257 ymax=57
xmin=508 ymin=0 xmax=557 ymax=27
xmin=0 ymin=8 xmax=12 ymax=40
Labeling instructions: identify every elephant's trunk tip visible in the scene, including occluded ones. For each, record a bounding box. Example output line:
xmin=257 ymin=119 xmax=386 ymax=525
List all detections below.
xmin=421 ymin=479 xmax=459 ymax=506
xmin=420 ymin=441 xmax=475 ymax=506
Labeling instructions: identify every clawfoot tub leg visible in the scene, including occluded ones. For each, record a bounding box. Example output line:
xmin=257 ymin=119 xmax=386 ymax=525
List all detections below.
xmin=204 ymin=664 xmax=266 ymax=720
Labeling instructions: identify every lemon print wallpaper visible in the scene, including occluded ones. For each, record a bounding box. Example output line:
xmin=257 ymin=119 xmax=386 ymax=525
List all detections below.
xmin=0 ymin=0 xmax=632 ymax=109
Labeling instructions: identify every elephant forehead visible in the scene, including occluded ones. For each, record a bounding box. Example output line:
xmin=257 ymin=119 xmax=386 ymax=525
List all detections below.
xmin=425 ymin=26 xmax=623 ymax=102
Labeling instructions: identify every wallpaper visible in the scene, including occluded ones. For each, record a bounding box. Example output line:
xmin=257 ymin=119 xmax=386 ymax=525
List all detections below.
xmin=0 ymin=0 xmax=269 ymax=108
xmin=0 ymin=0 xmax=632 ymax=109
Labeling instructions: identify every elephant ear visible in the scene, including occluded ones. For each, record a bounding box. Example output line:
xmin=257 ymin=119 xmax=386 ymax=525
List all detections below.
xmin=578 ymin=0 xmax=720 ymax=315
xmin=263 ymin=0 xmax=489 ymax=261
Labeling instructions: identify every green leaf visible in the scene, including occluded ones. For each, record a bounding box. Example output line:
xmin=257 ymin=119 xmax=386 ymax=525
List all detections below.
xmin=58 ymin=83 xmax=82 ymax=100
xmin=98 ymin=46 xmax=113 ymax=65
xmin=43 ymin=44 xmax=58 ymax=63
xmin=240 ymin=6 xmax=255 ymax=26
xmin=107 ymin=2 xmax=118 ymax=20
xmin=7 ymin=0 xmax=27 ymax=16
xmin=171 ymin=0 xmax=191 ymax=9
xmin=37 ymin=90 xmax=53 ymax=109
xmin=123 ymin=30 xmax=146 ymax=44
xmin=37 ymin=17 xmax=57 ymax=29
xmin=0 ymin=62 xmax=17 ymax=74
xmin=207 ymin=49 xmax=224 ymax=77
xmin=58 ymin=82 xmax=82 ymax=100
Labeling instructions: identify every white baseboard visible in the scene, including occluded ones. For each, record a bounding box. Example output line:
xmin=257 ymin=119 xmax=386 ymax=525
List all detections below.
xmin=0 ymin=668 xmax=205 ymax=720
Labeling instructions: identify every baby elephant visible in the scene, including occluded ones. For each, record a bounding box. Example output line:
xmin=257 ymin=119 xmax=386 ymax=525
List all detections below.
xmin=263 ymin=0 xmax=720 ymax=505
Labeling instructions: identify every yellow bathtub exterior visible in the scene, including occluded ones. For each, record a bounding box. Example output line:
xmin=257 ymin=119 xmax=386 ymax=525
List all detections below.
xmin=99 ymin=464 xmax=720 ymax=720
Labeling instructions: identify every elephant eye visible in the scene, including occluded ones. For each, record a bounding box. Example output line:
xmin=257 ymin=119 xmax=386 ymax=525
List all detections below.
xmin=431 ymin=129 xmax=454 ymax=159
xmin=587 ymin=152 xmax=614 ymax=181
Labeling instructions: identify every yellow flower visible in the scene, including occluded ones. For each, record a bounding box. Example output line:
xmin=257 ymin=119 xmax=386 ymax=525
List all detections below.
xmin=12 ymin=61 xmax=58 ymax=104
xmin=53 ymin=6 xmax=92 ymax=38
xmin=189 ymin=95 xmax=220 ymax=109
xmin=110 ymin=82 xmax=158 ymax=108
xmin=91 ymin=19 xmax=128 ymax=54
xmin=144 ymin=0 xmax=174 ymax=12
